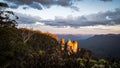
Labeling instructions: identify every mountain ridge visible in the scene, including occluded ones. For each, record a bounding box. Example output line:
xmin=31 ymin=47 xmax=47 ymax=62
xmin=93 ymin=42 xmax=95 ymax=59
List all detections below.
xmin=78 ymin=34 xmax=120 ymax=59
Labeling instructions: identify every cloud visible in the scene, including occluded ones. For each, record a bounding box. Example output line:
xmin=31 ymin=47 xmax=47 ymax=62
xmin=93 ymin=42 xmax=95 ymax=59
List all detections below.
xmin=42 ymin=8 xmax=120 ymax=27
xmin=100 ymin=0 xmax=112 ymax=2
xmin=70 ymin=6 xmax=79 ymax=11
xmin=15 ymin=7 xmax=120 ymax=28
xmin=15 ymin=13 xmax=41 ymax=24
xmin=4 ymin=0 xmax=80 ymax=10
xmin=3 ymin=0 xmax=112 ymax=10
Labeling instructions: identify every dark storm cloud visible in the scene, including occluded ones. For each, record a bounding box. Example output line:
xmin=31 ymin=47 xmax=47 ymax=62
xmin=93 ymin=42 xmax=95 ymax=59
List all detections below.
xmin=4 ymin=0 xmax=80 ymax=10
xmin=30 ymin=2 xmax=42 ymax=9
xmin=4 ymin=0 xmax=112 ymax=10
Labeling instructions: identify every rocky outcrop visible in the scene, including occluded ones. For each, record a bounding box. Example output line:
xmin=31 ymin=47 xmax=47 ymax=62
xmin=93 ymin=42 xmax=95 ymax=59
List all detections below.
xmin=60 ymin=38 xmax=78 ymax=55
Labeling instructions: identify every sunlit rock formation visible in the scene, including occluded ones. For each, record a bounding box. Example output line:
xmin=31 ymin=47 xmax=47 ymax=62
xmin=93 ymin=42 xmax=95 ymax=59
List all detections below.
xmin=66 ymin=39 xmax=73 ymax=55
xmin=60 ymin=38 xmax=65 ymax=51
xmin=72 ymin=40 xmax=78 ymax=53
xmin=60 ymin=38 xmax=78 ymax=55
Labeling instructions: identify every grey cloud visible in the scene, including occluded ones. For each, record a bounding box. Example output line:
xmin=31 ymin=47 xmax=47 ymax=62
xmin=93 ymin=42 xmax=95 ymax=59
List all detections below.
xmin=30 ymin=2 xmax=42 ymax=9
xmin=100 ymin=0 xmax=112 ymax=2
xmin=10 ymin=5 xmax=18 ymax=9
xmin=42 ymin=8 xmax=120 ymax=27
xmin=70 ymin=6 xmax=79 ymax=11
xmin=42 ymin=16 xmax=89 ymax=27
xmin=4 ymin=0 xmax=80 ymax=10
xmin=23 ymin=7 xmax=29 ymax=10
xmin=15 ymin=13 xmax=41 ymax=24
xmin=86 ymin=8 xmax=120 ymax=21
xmin=4 ymin=0 xmax=112 ymax=10
xmin=15 ymin=8 xmax=120 ymax=28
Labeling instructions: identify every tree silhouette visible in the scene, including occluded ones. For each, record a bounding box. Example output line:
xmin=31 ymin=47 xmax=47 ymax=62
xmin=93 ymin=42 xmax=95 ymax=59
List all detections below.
xmin=0 ymin=2 xmax=18 ymax=28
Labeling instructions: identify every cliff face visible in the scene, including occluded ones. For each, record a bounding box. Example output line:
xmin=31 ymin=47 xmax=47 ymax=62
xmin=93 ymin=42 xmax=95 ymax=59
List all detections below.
xmin=60 ymin=38 xmax=79 ymax=55
xmin=72 ymin=40 xmax=78 ymax=53
xmin=60 ymin=38 xmax=65 ymax=51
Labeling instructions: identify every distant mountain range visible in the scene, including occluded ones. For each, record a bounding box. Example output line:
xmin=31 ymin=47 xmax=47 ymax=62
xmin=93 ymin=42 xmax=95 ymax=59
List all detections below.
xmin=56 ymin=34 xmax=93 ymax=41
xmin=78 ymin=34 xmax=120 ymax=59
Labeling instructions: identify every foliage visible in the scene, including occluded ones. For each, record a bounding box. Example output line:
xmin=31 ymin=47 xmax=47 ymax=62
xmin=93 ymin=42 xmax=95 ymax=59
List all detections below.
xmin=0 ymin=27 xmax=59 ymax=67
xmin=0 ymin=2 xmax=18 ymax=28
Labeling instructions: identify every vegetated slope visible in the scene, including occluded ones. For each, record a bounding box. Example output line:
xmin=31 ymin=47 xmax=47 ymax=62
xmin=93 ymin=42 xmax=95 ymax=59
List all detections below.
xmin=78 ymin=34 xmax=120 ymax=59
xmin=0 ymin=27 xmax=93 ymax=67
xmin=19 ymin=28 xmax=58 ymax=51
xmin=0 ymin=27 xmax=58 ymax=67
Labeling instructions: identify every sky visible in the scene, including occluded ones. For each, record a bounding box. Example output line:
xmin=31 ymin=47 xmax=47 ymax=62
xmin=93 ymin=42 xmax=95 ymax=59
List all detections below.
xmin=1 ymin=0 xmax=120 ymax=34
